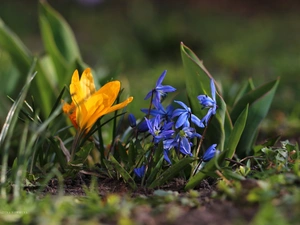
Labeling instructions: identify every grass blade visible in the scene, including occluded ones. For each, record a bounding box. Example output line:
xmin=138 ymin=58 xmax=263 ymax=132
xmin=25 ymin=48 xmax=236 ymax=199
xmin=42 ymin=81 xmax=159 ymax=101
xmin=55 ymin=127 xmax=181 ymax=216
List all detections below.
xmin=0 ymin=59 xmax=37 ymax=199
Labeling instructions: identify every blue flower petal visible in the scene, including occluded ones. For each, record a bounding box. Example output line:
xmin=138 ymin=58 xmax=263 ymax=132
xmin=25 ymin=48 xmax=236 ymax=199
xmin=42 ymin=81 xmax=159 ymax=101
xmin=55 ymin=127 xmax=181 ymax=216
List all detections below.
xmin=172 ymin=108 xmax=186 ymax=118
xmin=174 ymin=100 xmax=189 ymax=111
xmin=180 ymin=137 xmax=192 ymax=156
xmin=156 ymin=70 xmax=167 ymax=87
xmin=191 ymin=114 xmax=205 ymax=128
xmin=203 ymin=144 xmax=219 ymax=162
xmin=210 ymin=78 xmax=216 ymax=101
xmin=175 ymin=112 xmax=189 ymax=128
xmin=134 ymin=165 xmax=146 ymax=178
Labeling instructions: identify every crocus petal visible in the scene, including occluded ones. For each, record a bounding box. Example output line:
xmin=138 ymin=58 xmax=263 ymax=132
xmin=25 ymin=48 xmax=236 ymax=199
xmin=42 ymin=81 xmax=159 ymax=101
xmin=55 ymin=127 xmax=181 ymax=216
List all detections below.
xmin=62 ymin=101 xmax=78 ymax=129
xmin=103 ymin=96 xmax=133 ymax=115
xmin=70 ymin=68 xmax=95 ymax=105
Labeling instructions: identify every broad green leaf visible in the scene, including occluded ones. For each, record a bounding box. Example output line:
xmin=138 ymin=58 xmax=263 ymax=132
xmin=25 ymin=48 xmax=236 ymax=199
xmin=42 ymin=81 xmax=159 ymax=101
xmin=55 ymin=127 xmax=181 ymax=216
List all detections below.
xmin=231 ymin=79 xmax=279 ymax=123
xmin=0 ymin=18 xmax=32 ymax=73
xmin=73 ymin=142 xmax=94 ymax=164
xmin=233 ymin=79 xmax=280 ymax=156
xmin=222 ymin=169 xmax=246 ymax=181
xmin=232 ymin=79 xmax=255 ymax=106
xmin=149 ymin=156 xmax=195 ymax=188
xmin=39 ymin=0 xmax=82 ymax=85
xmin=0 ymin=19 xmax=55 ymax=116
xmin=146 ymin=156 xmax=164 ymax=186
xmin=185 ymin=151 xmax=227 ymax=190
xmin=109 ymin=155 xmax=137 ymax=190
xmin=128 ymin=140 xmax=137 ymax=167
xmin=224 ymin=105 xmax=248 ymax=161
xmin=180 ymin=43 xmax=231 ymax=150
xmin=116 ymin=141 xmax=128 ymax=165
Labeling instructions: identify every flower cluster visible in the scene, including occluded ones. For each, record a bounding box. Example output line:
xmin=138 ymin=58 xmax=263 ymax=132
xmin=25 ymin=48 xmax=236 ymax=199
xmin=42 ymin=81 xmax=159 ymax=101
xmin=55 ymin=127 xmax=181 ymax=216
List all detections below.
xmin=133 ymin=71 xmax=219 ymax=178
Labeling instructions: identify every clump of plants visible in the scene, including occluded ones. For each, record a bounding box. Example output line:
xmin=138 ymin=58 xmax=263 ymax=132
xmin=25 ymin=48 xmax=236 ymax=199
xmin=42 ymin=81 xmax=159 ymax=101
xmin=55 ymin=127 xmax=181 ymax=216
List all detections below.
xmin=0 ymin=1 xmax=282 ymax=202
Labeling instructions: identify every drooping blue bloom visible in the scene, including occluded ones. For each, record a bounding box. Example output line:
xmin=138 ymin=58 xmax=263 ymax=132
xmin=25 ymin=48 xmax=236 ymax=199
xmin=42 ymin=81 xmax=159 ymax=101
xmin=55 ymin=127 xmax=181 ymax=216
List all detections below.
xmin=128 ymin=113 xmax=137 ymax=128
xmin=163 ymin=138 xmax=176 ymax=164
xmin=134 ymin=165 xmax=146 ymax=178
xmin=203 ymin=144 xmax=219 ymax=162
xmin=174 ymin=127 xmax=201 ymax=156
xmin=141 ymin=103 xmax=174 ymax=122
xmin=201 ymin=108 xmax=215 ymax=126
xmin=175 ymin=135 xmax=193 ymax=156
xmin=144 ymin=70 xmax=176 ymax=107
xmin=180 ymin=127 xmax=202 ymax=139
xmin=172 ymin=101 xmax=204 ymax=129
xmin=197 ymin=79 xmax=218 ymax=126
xmin=137 ymin=120 xmax=149 ymax=133
xmin=145 ymin=115 xmax=174 ymax=143
xmin=198 ymin=78 xmax=217 ymax=109
xmin=163 ymin=149 xmax=172 ymax=164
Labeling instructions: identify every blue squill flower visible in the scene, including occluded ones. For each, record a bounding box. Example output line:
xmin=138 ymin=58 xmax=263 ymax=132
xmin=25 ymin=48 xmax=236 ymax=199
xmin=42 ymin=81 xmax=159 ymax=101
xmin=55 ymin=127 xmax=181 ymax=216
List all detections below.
xmin=197 ymin=79 xmax=217 ymax=125
xmin=163 ymin=138 xmax=176 ymax=164
xmin=137 ymin=120 xmax=149 ymax=133
xmin=141 ymin=103 xmax=174 ymax=122
xmin=163 ymin=127 xmax=201 ymax=158
xmin=203 ymin=144 xmax=219 ymax=162
xmin=128 ymin=113 xmax=137 ymax=128
xmin=172 ymin=101 xmax=204 ymax=129
xmin=145 ymin=115 xmax=174 ymax=143
xmin=174 ymin=127 xmax=201 ymax=156
xmin=144 ymin=70 xmax=176 ymax=107
xmin=134 ymin=165 xmax=146 ymax=178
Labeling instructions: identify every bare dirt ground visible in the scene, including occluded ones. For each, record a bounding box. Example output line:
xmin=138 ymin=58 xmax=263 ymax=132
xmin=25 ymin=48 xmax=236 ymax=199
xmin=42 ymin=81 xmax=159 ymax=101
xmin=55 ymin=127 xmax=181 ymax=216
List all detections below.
xmin=38 ymin=175 xmax=258 ymax=225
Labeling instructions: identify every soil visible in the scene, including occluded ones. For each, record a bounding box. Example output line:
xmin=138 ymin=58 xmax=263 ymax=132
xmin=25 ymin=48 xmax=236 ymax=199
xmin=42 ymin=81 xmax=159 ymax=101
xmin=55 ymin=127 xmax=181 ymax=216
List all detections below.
xmin=37 ymin=174 xmax=259 ymax=225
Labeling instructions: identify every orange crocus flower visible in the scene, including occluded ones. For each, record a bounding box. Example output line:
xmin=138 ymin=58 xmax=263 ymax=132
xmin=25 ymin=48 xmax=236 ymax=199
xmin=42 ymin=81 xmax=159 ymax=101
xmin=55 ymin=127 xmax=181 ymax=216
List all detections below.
xmin=63 ymin=68 xmax=133 ymax=133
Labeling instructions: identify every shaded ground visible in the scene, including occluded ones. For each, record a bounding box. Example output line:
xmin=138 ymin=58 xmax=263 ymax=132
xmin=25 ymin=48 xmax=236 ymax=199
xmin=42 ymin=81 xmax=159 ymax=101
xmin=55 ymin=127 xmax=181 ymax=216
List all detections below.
xmin=37 ymin=174 xmax=258 ymax=225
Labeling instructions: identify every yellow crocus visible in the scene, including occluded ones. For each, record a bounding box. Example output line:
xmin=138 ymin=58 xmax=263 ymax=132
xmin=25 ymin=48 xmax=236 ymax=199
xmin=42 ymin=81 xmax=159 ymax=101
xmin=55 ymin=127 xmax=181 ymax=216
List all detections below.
xmin=63 ymin=68 xmax=133 ymax=133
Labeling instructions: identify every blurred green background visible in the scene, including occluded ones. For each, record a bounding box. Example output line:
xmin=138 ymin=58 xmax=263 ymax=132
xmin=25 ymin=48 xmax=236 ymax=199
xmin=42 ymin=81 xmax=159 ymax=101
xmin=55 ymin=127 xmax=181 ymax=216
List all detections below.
xmin=1 ymin=0 xmax=300 ymax=137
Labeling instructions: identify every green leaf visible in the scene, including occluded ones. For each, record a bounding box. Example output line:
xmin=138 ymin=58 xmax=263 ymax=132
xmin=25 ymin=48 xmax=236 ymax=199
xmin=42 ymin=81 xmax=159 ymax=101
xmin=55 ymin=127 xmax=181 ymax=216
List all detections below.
xmin=38 ymin=0 xmax=82 ymax=85
xmin=222 ymin=169 xmax=246 ymax=181
xmin=0 ymin=19 xmax=32 ymax=72
xmin=232 ymin=79 xmax=255 ymax=106
xmin=73 ymin=142 xmax=94 ymax=164
xmin=109 ymin=155 xmax=137 ymax=190
xmin=180 ymin=42 xmax=231 ymax=150
xmin=0 ymin=60 xmax=37 ymax=198
xmin=233 ymin=79 xmax=280 ymax=156
xmin=146 ymin=156 xmax=164 ymax=186
xmin=149 ymin=156 xmax=196 ymax=189
xmin=116 ymin=141 xmax=128 ymax=165
xmin=224 ymin=105 xmax=248 ymax=161
xmin=128 ymin=140 xmax=137 ymax=167
xmin=0 ymin=18 xmax=56 ymax=116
